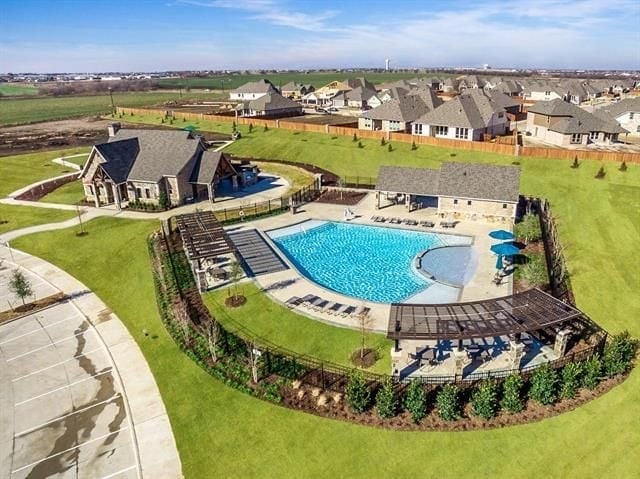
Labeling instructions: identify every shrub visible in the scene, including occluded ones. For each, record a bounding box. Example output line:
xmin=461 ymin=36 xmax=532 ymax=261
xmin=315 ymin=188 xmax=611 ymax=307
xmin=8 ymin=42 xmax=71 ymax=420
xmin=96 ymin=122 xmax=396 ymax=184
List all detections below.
xmin=560 ymin=362 xmax=583 ymax=399
xmin=375 ymin=377 xmax=397 ymax=419
xmin=249 ymin=123 xmax=254 ymax=133
xmin=158 ymin=191 xmax=170 ymax=210
xmin=387 ymin=143 xmax=393 ymax=152
xmin=619 ymin=160 xmax=627 ymax=171
xmin=346 ymin=370 xmax=370 ymax=413
xmin=582 ymin=356 xmax=602 ymax=390
xmin=380 ymin=137 xmax=386 ymax=146
xmin=352 ymin=132 xmax=357 ymax=142
xmin=595 ymin=166 xmax=606 ymax=179
xmin=436 ymin=384 xmax=460 ymax=421
xmin=358 ymin=140 xmax=364 ymax=148
xmin=411 ymin=141 xmax=417 ymax=150
xmin=500 ymin=374 xmax=524 ymax=413
xmin=529 ymin=364 xmax=558 ymax=405
xmin=263 ymin=125 xmax=269 ymax=132
xmin=515 ymin=213 xmax=542 ymax=243
xmin=404 ymin=381 xmax=427 ymax=424
xmin=519 ymin=254 xmax=548 ymax=287
xmin=471 ymin=380 xmax=499 ymax=420
xmin=571 ymin=156 xmax=579 ymax=168
xmin=603 ymin=331 xmax=637 ymax=377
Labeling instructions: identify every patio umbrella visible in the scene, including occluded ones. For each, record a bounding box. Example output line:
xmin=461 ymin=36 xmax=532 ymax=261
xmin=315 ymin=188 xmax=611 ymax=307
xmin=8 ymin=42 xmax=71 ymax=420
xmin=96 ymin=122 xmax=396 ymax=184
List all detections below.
xmin=490 ymin=242 xmax=521 ymax=256
xmin=489 ymin=229 xmax=515 ymax=240
xmin=496 ymin=254 xmax=504 ymax=270
xmin=183 ymin=125 xmax=199 ymax=132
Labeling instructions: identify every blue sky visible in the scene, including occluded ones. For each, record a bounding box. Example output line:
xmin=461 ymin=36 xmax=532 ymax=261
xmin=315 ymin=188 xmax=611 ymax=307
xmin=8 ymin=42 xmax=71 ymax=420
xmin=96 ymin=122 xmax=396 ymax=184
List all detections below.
xmin=1 ymin=0 xmax=638 ymax=72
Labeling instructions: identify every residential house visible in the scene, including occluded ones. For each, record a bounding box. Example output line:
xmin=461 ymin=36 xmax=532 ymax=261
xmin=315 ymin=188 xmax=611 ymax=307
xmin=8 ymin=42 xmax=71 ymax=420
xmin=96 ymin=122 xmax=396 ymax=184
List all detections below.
xmin=457 ymin=75 xmax=485 ymax=91
xmin=235 ymin=91 xmax=303 ymax=117
xmin=344 ymin=86 xmax=380 ymax=109
xmin=520 ymin=80 xmax=564 ymax=102
xmin=280 ymin=82 xmax=314 ymax=100
xmin=411 ymin=89 xmax=511 ymax=141
xmin=301 ymin=77 xmax=376 ymax=108
xmin=594 ymin=98 xmax=640 ymax=136
xmin=375 ymin=162 xmax=520 ymax=219
xmin=229 ymin=79 xmax=278 ymax=101
xmin=526 ymin=98 xmax=625 ymax=146
xmin=80 ymin=124 xmax=238 ymax=208
xmin=441 ymin=78 xmax=459 ymax=93
xmin=359 ymin=89 xmax=442 ymax=132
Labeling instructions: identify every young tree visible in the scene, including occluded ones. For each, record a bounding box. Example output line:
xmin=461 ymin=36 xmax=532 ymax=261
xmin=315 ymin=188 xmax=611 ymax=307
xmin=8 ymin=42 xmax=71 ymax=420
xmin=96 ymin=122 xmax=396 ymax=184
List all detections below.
xmin=346 ymin=370 xmax=371 ymax=413
xmin=500 ymin=373 xmax=524 ymax=413
xmin=246 ymin=340 xmax=261 ymax=383
xmin=619 ymin=160 xmax=628 ymax=172
xmin=356 ymin=307 xmax=373 ymax=360
xmin=560 ymin=362 xmax=583 ymax=399
xmin=411 ymin=141 xmax=417 ymax=150
xmin=581 ymin=356 xmax=602 ymax=390
xmin=9 ymin=270 xmax=33 ymax=305
xmin=603 ymin=331 xmax=637 ymax=377
xmin=529 ymin=364 xmax=558 ymax=405
xmin=571 ymin=156 xmax=579 ymax=168
xmin=387 ymin=143 xmax=393 ymax=152
xmin=205 ymin=320 xmax=220 ymax=364
xmin=380 ymin=137 xmax=386 ymax=146
xmin=263 ymin=124 xmax=269 ymax=132
xmin=158 ymin=190 xmax=170 ymax=210
xmin=352 ymin=132 xmax=358 ymax=142
xmin=228 ymin=260 xmax=244 ymax=301
xmin=358 ymin=140 xmax=364 ymax=148
xmin=249 ymin=123 xmax=254 ymax=133
xmin=404 ymin=381 xmax=427 ymax=423
xmin=375 ymin=377 xmax=397 ymax=419
xmin=595 ymin=166 xmax=606 ymax=179
xmin=471 ymin=380 xmax=499 ymax=420
xmin=436 ymin=384 xmax=460 ymax=421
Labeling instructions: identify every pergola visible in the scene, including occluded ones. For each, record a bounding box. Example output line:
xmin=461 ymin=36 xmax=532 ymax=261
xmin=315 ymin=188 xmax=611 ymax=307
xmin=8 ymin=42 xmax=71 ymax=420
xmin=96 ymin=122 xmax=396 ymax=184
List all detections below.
xmin=387 ymin=288 xmax=586 ymax=344
xmin=176 ymin=211 xmax=235 ymax=260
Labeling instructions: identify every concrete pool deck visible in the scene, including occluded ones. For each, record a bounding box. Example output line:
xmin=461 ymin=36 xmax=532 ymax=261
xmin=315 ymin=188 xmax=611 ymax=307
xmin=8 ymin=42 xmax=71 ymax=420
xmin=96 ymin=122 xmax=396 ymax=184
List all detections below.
xmin=224 ymin=192 xmax=513 ymax=333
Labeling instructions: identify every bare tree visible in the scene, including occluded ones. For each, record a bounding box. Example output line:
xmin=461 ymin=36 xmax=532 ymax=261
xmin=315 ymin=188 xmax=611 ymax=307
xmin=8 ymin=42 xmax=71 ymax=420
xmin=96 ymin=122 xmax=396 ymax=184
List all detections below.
xmin=246 ymin=340 xmax=261 ymax=383
xmin=228 ymin=260 xmax=244 ymax=301
xmin=356 ymin=306 xmax=373 ymax=359
xmin=174 ymin=300 xmax=191 ymax=343
xmin=205 ymin=320 xmax=220 ymax=363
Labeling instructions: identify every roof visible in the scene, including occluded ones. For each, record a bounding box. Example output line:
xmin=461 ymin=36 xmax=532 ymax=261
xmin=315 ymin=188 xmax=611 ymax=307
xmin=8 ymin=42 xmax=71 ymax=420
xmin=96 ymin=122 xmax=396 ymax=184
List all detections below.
xmin=466 ymin=89 xmax=519 ymax=110
xmin=108 ymin=129 xmax=203 ymax=182
xmin=362 ymin=91 xmax=441 ymax=122
xmin=597 ymin=97 xmax=640 ymax=118
xmin=375 ymin=166 xmax=440 ymax=195
xmin=93 ymin=138 xmax=139 ymax=184
xmin=528 ymin=99 xmax=625 ymax=134
xmin=387 ymin=288 xmax=587 ymax=341
xmin=236 ymin=91 xmax=302 ymax=112
xmin=190 ymin=151 xmax=232 ymax=185
xmin=176 ymin=211 xmax=235 ymax=260
xmin=413 ymin=91 xmax=506 ymax=129
xmin=231 ymin=78 xmax=276 ymax=94
xmin=345 ymin=86 xmax=378 ymax=102
xmin=281 ymin=81 xmax=311 ymax=92
xmin=438 ymin=162 xmax=520 ymax=203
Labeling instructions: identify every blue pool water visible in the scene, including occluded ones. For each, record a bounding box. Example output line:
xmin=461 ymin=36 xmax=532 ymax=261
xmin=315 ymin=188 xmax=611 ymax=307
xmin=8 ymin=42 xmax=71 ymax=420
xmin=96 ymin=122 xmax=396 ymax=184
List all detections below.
xmin=268 ymin=221 xmax=471 ymax=303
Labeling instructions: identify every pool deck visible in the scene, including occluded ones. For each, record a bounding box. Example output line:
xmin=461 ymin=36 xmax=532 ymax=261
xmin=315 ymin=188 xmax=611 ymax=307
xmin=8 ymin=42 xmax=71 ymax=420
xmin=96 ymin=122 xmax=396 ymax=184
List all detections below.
xmin=225 ymin=192 xmax=513 ymax=333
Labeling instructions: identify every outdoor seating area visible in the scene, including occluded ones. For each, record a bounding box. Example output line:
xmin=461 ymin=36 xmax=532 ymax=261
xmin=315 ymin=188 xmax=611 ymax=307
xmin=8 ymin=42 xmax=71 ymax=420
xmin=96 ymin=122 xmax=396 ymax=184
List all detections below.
xmin=370 ymin=215 xmax=443 ymax=228
xmin=285 ymin=294 xmax=371 ymax=318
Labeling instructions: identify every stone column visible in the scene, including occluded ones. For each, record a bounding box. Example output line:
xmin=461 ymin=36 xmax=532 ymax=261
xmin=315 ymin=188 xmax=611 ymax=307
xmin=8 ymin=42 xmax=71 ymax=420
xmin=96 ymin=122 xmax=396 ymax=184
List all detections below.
xmin=509 ymin=340 xmax=525 ymax=369
xmin=554 ymin=329 xmax=572 ymax=357
xmin=113 ymin=183 xmax=121 ymax=211
xmin=390 ymin=346 xmax=402 ymax=376
xmin=452 ymin=348 xmax=470 ymax=378
xmin=92 ymin=182 xmax=100 ymax=208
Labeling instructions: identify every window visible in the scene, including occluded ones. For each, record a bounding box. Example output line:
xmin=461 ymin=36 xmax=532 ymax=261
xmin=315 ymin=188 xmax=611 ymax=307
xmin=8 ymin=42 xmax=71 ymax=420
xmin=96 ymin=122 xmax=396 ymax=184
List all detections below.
xmin=629 ymin=112 xmax=634 ymax=119
xmin=502 ymin=204 xmax=507 ymax=209
xmin=544 ymin=91 xmax=551 ymax=96
xmin=570 ymin=133 xmax=582 ymax=144
xmin=455 ymin=127 xmax=469 ymax=140
xmin=467 ymin=200 xmax=472 ymax=206
xmin=414 ymin=124 xmax=423 ymax=135
xmin=498 ymin=112 xmax=504 ymax=118
xmin=453 ymin=199 xmax=458 ymax=205
xmin=145 ymin=188 xmax=150 ymax=199
xmin=589 ymin=131 xmax=598 ymax=141
xmin=433 ymin=125 xmax=448 ymax=136
xmin=136 ymin=187 xmax=142 ymax=198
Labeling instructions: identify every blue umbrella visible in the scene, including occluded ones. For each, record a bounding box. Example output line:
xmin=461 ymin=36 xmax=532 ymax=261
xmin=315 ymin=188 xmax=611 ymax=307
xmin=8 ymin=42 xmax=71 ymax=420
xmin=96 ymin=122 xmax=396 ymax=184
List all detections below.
xmin=496 ymin=254 xmax=504 ymax=270
xmin=490 ymin=242 xmax=521 ymax=256
xmin=489 ymin=229 xmax=515 ymax=240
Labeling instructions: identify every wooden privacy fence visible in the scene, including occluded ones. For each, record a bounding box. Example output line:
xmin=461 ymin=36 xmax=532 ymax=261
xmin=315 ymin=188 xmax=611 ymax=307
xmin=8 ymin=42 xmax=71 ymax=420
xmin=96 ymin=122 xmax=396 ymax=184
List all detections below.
xmin=116 ymin=106 xmax=640 ymax=163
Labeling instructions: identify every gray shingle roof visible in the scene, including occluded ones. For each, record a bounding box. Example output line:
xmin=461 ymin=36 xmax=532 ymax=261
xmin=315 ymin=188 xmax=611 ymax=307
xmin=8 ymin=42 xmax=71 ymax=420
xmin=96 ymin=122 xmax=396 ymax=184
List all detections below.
xmin=362 ymin=91 xmax=441 ymax=122
xmin=597 ymin=98 xmax=640 ymax=118
xmin=109 ymin=129 xmax=203 ymax=182
xmin=528 ymin=99 xmax=625 ymax=134
xmin=231 ymin=78 xmax=277 ymax=94
xmin=93 ymin=138 xmax=139 ymax=184
xmin=189 ymin=151 xmax=233 ymax=185
xmin=438 ymin=162 xmax=520 ymax=203
xmin=236 ymin=91 xmax=302 ymax=112
xmin=413 ymin=91 xmax=506 ymax=129
xmin=375 ymin=162 xmax=520 ymax=203
xmin=375 ymin=166 xmax=440 ymax=196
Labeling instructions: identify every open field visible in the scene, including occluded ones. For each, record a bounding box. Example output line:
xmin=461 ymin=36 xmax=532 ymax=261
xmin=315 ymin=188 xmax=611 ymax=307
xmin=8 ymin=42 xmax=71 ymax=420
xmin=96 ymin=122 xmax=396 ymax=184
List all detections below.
xmin=10 ymin=132 xmax=640 ymax=477
xmin=0 ymin=83 xmax=40 ymax=96
xmin=156 ymin=71 xmax=454 ymax=90
xmin=0 ymin=91 xmax=221 ymax=126
xmin=203 ymin=284 xmax=392 ymax=374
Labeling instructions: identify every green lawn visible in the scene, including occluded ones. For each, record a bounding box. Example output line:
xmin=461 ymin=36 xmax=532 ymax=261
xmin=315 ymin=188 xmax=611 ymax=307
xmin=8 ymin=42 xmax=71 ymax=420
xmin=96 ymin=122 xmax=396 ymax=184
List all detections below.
xmin=253 ymin=161 xmax=314 ymax=192
xmin=203 ymin=283 xmax=391 ymax=374
xmin=0 ymin=83 xmax=39 ymax=96
xmin=0 ymin=204 xmax=75 ymax=235
xmin=39 ymin=180 xmax=84 ymax=205
xmin=0 ymin=91 xmax=220 ymax=126
xmin=13 ymin=212 xmax=640 ymax=478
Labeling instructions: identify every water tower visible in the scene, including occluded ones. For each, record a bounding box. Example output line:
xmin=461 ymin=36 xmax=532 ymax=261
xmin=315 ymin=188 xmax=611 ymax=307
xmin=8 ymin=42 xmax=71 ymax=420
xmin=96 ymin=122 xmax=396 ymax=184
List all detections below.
xmin=385 ymin=58 xmax=390 ymax=71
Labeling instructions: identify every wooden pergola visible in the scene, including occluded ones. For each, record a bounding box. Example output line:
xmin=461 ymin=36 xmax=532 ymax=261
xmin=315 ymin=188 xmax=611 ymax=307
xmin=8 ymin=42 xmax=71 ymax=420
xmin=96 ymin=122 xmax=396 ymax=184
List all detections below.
xmin=175 ymin=211 xmax=235 ymax=260
xmin=387 ymin=288 xmax=586 ymax=342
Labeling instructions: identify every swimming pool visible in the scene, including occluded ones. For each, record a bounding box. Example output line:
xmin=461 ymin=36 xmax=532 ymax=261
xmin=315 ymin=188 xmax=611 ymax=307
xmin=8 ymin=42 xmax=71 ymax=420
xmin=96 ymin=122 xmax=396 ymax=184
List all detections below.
xmin=267 ymin=220 xmax=473 ymax=303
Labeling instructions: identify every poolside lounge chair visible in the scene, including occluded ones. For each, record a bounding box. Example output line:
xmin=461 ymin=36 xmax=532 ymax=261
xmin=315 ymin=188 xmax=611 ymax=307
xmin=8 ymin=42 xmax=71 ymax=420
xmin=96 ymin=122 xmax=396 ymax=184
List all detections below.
xmin=284 ymin=296 xmax=303 ymax=308
xmin=404 ymin=218 xmax=418 ymax=226
xmin=390 ymin=217 xmax=402 ymax=224
xmin=309 ymin=297 xmax=329 ymax=311
xmin=374 ymin=216 xmax=387 ymax=223
xmin=440 ymin=221 xmax=457 ymax=228
xmin=337 ymin=304 xmax=356 ymax=317
xmin=420 ymin=221 xmax=435 ymax=228
xmin=352 ymin=305 xmax=371 ymax=317
xmin=326 ymin=302 xmax=346 ymax=315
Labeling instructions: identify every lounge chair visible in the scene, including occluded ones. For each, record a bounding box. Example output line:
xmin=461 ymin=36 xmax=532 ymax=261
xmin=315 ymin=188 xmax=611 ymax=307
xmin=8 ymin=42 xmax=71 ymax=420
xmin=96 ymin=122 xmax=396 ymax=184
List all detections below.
xmin=310 ymin=297 xmax=329 ymax=311
xmin=326 ymin=302 xmax=346 ymax=315
xmin=404 ymin=218 xmax=418 ymax=226
xmin=440 ymin=221 xmax=456 ymax=228
xmin=374 ymin=216 xmax=387 ymax=223
xmin=300 ymin=294 xmax=318 ymax=305
xmin=390 ymin=217 xmax=402 ymax=224
xmin=420 ymin=221 xmax=435 ymax=228
xmin=337 ymin=304 xmax=356 ymax=317
xmin=352 ymin=305 xmax=371 ymax=317
xmin=284 ymin=296 xmax=302 ymax=308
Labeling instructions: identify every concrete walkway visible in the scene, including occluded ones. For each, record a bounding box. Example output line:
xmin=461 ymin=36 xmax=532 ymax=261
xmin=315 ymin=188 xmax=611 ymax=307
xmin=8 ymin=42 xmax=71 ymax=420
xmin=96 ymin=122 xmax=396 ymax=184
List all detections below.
xmin=0 ymin=246 xmax=182 ymax=479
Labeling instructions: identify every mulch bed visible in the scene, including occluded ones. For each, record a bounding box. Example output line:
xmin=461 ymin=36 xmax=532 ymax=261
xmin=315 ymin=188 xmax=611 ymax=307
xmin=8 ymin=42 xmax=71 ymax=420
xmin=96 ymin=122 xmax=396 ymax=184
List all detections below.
xmin=0 ymin=292 xmax=66 ymax=324
xmin=350 ymin=348 xmax=378 ymax=368
xmin=225 ymin=295 xmax=247 ymax=308
xmin=279 ymin=372 xmax=629 ymax=431
xmin=316 ymin=189 xmax=367 ymax=205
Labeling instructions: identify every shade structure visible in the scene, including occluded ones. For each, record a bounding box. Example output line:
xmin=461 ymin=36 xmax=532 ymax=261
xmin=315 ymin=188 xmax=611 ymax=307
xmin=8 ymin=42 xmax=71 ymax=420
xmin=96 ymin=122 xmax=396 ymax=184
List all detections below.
xmin=496 ymin=254 xmax=504 ymax=270
xmin=489 ymin=229 xmax=515 ymax=240
xmin=490 ymin=242 xmax=521 ymax=256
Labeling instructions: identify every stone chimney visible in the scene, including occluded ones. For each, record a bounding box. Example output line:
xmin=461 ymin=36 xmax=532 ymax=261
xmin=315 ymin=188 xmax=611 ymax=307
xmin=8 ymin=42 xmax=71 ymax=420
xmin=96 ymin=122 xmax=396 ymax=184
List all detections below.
xmin=107 ymin=122 xmax=121 ymax=137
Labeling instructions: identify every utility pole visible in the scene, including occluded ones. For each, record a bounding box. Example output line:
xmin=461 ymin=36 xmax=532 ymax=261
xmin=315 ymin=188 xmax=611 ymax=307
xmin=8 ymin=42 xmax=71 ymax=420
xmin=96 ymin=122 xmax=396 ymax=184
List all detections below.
xmin=108 ymin=87 xmax=115 ymax=115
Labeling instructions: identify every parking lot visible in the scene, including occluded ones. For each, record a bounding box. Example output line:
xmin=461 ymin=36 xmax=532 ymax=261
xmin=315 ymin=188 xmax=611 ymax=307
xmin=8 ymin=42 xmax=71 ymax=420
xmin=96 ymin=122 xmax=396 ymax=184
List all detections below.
xmin=0 ymin=300 xmax=139 ymax=478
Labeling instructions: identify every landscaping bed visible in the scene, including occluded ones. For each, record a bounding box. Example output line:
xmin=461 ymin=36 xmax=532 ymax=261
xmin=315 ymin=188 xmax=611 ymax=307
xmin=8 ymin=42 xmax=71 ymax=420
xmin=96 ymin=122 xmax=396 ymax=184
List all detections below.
xmin=0 ymin=292 xmax=66 ymax=323
xmin=316 ymin=189 xmax=368 ymax=205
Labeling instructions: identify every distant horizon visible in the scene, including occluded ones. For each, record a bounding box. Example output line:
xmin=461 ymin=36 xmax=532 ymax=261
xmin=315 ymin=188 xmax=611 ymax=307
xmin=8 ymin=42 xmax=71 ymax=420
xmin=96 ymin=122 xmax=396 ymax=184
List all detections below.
xmin=1 ymin=0 xmax=639 ymax=73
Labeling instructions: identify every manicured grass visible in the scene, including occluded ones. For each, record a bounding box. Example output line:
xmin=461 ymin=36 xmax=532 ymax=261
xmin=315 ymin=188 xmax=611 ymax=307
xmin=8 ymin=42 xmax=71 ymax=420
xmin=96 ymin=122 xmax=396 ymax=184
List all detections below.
xmin=203 ymin=283 xmax=392 ymax=374
xmin=40 ymin=180 xmax=84 ymax=205
xmin=0 ymin=83 xmax=39 ymax=96
xmin=253 ymin=161 xmax=314 ymax=192
xmin=0 ymin=92 xmax=219 ymax=126
xmin=13 ymin=215 xmax=640 ymax=478
xmin=0 ymin=204 xmax=75 ymax=235
xmin=0 ymin=148 xmax=89 ymax=196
